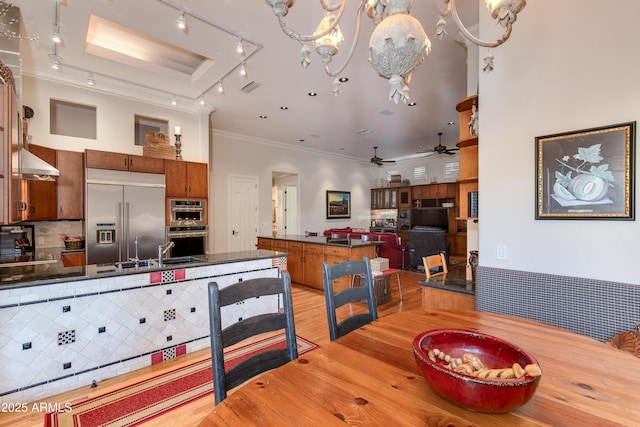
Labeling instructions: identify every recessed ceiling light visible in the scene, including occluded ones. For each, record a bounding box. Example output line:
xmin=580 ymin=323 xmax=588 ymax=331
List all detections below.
xmin=355 ymin=129 xmax=371 ymax=135
xmin=298 ymin=139 xmax=305 ymax=142
xmin=280 ymin=106 xmax=288 ymax=110
xmin=259 ymin=115 xmax=267 ymax=119
xmin=448 ymin=121 xmax=455 ymax=125
xmin=408 ymin=102 xmax=416 ymax=106
xmin=338 ymin=77 xmax=348 ymax=82
xmin=308 ymin=92 xmax=317 ymax=96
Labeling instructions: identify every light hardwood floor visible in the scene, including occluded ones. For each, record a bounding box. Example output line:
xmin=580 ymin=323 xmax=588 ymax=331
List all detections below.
xmin=0 ymin=270 xmax=428 ymax=427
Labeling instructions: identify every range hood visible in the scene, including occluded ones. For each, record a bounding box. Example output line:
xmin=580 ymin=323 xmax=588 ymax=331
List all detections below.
xmin=14 ymin=148 xmax=60 ymax=181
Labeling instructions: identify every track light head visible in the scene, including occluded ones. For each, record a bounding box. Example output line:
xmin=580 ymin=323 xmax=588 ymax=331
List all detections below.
xmin=177 ymin=12 xmax=188 ymax=31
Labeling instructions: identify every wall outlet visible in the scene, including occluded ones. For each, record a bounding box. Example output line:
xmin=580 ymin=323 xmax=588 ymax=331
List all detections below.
xmin=496 ymin=245 xmax=508 ymax=260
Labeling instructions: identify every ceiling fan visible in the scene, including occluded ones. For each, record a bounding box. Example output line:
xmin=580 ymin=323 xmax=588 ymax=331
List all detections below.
xmin=366 ymin=146 xmax=396 ymax=166
xmin=419 ymin=132 xmax=460 ymax=157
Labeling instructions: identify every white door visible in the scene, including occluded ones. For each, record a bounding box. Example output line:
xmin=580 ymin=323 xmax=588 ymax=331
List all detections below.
xmin=229 ymin=175 xmax=258 ymax=252
xmin=283 ymin=185 xmax=298 ymax=235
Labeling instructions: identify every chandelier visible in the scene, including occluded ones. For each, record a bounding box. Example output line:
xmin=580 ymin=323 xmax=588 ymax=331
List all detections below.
xmin=264 ymin=0 xmax=526 ymax=104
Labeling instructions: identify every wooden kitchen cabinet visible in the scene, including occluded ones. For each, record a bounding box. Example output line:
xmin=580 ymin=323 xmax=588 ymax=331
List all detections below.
xmin=371 ymin=188 xmax=397 ymax=209
xmin=286 ymin=241 xmax=304 ymax=284
xmin=61 ymin=251 xmax=86 ymax=267
xmin=303 ymin=243 xmax=325 ymax=291
xmin=27 ymin=145 xmax=84 ymax=220
xmin=258 ymin=237 xmax=375 ymax=291
xmin=56 ymin=150 xmax=84 ymax=219
xmin=412 ymin=183 xmax=455 ymax=204
xmin=398 ymin=187 xmax=411 ymax=209
xmin=165 ymin=159 xmax=208 ymax=198
xmin=257 ymin=237 xmax=272 ymax=250
xmin=323 ymin=245 xmax=350 ymax=291
xmin=85 ymin=149 xmax=165 ymax=174
xmin=27 ymin=144 xmax=57 ymax=220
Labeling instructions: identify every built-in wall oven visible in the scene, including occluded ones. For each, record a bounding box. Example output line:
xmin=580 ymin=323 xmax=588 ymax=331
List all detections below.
xmin=167 ymin=199 xmax=208 ymax=257
xmin=166 ymin=225 xmax=208 ymax=258
xmin=169 ymin=199 xmax=206 ymax=227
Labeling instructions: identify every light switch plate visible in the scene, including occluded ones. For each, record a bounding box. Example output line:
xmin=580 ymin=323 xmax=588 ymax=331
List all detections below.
xmin=496 ymin=245 xmax=508 ymax=260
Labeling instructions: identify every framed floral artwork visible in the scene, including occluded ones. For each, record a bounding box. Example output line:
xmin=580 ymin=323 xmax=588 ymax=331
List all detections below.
xmin=326 ymin=190 xmax=351 ymax=219
xmin=535 ymin=122 xmax=635 ymax=220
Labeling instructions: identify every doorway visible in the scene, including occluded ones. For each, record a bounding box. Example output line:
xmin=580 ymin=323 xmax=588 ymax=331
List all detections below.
xmin=272 ymin=172 xmax=299 ymax=237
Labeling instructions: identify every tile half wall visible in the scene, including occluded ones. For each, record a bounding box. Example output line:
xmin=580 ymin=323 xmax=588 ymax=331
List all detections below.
xmin=476 ymin=266 xmax=640 ymax=343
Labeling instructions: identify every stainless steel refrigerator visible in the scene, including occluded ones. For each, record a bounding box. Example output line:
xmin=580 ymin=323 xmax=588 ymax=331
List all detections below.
xmin=86 ymin=168 xmax=166 ymax=265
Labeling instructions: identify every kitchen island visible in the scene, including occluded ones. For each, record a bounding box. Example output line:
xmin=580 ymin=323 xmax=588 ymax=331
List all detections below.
xmin=257 ymin=235 xmax=377 ymax=290
xmin=418 ymin=263 xmax=476 ymax=310
xmin=0 ymin=250 xmax=287 ymax=404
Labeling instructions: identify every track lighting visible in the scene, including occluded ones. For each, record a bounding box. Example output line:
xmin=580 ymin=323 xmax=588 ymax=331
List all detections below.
xmin=49 ymin=45 xmax=62 ymax=70
xmin=171 ymin=96 xmax=177 ymax=106
xmin=217 ymin=81 xmax=224 ymax=94
xmin=236 ymin=38 xmax=245 ymax=56
xmin=199 ymin=95 xmax=205 ymax=106
xmin=87 ymin=73 xmax=95 ymax=86
xmin=52 ymin=27 xmax=61 ymax=44
xmin=239 ymin=62 xmax=247 ymax=77
xmin=52 ymin=0 xmax=62 ymax=43
xmin=177 ymin=11 xmax=188 ymax=31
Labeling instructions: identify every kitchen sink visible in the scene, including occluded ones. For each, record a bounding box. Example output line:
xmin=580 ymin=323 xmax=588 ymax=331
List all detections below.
xmin=115 ymin=260 xmax=152 ymax=269
xmin=160 ymin=256 xmax=205 ymax=265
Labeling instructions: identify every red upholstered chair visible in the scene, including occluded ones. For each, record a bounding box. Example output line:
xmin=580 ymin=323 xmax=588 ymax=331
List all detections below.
xmin=372 ymin=233 xmax=409 ymax=269
xmin=323 ymin=227 xmax=352 ymax=237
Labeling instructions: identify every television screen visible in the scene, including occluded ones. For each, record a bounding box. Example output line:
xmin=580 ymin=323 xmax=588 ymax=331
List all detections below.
xmin=410 ymin=208 xmax=449 ymax=232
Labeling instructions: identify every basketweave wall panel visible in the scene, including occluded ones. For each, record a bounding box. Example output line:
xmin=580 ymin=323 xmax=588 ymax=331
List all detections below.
xmin=476 ymin=266 xmax=640 ymax=343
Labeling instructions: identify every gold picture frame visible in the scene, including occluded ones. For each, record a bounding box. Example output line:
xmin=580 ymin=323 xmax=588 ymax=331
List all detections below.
xmin=535 ymin=122 xmax=635 ymax=220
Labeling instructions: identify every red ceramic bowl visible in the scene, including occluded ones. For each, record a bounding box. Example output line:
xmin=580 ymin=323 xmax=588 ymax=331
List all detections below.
xmin=413 ymin=329 xmax=541 ymax=413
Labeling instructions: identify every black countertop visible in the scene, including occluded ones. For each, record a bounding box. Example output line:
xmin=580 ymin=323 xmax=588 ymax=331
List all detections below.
xmin=261 ymin=234 xmax=380 ymax=248
xmin=0 ymin=250 xmax=284 ymax=290
xmin=417 ymin=263 xmax=475 ymax=295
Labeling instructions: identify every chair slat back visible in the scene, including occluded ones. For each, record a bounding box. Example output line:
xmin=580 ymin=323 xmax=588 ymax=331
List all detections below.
xmin=322 ymin=257 xmax=378 ymax=341
xmin=423 ymin=253 xmax=448 ymax=279
xmin=208 ymin=270 xmax=298 ymax=405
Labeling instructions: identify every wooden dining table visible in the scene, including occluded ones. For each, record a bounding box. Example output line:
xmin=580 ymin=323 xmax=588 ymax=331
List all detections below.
xmin=199 ymin=310 xmax=640 ymax=426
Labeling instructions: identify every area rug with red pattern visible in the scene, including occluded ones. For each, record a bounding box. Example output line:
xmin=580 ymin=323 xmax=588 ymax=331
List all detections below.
xmin=44 ymin=334 xmax=318 ymax=427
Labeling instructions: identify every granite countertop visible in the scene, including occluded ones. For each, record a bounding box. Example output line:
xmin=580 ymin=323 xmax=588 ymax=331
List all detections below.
xmin=261 ymin=234 xmax=380 ymax=248
xmin=0 ymin=250 xmax=283 ymax=289
xmin=417 ymin=264 xmax=475 ymax=295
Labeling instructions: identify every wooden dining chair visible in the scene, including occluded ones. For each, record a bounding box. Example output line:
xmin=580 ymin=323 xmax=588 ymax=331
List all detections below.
xmin=422 ymin=252 xmax=448 ymax=280
xmin=207 ymin=270 xmax=298 ymax=405
xmin=322 ymin=256 xmax=378 ymax=341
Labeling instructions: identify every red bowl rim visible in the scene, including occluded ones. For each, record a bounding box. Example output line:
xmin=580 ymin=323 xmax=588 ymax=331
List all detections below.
xmin=413 ymin=328 xmax=541 ymax=386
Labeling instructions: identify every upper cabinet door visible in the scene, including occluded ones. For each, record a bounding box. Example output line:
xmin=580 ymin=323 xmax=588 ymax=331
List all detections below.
xmin=85 ymin=150 xmax=165 ymax=174
xmin=27 ymin=144 xmax=57 ymax=220
xmin=57 ymin=150 xmax=84 ymax=219
xmin=165 ymin=159 xmax=188 ymax=197
xmin=85 ymin=149 xmax=129 ymax=171
xmin=186 ymin=161 xmax=208 ymax=198
xmin=165 ymin=160 xmax=208 ymax=198
xmin=128 ymin=155 xmax=165 ymax=174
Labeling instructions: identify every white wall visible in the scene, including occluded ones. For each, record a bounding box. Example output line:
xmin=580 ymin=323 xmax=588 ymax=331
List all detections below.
xmin=478 ymin=0 xmax=639 ymax=284
xmin=22 ymin=75 xmax=209 ymax=163
xmin=210 ymin=130 xmax=374 ymax=253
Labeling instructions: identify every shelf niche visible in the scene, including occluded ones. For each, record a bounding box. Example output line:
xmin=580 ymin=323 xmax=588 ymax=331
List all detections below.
xmin=456 ymin=94 xmax=478 ymax=221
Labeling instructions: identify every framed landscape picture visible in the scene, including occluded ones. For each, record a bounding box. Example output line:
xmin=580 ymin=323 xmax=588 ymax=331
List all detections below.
xmin=535 ymin=122 xmax=635 ymax=220
xmin=326 ymin=190 xmax=351 ymax=219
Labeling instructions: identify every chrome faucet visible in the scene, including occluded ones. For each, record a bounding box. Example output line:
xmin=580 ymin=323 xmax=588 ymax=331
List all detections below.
xmin=130 ymin=237 xmax=140 ymax=269
xmin=158 ymin=241 xmax=175 ymax=267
